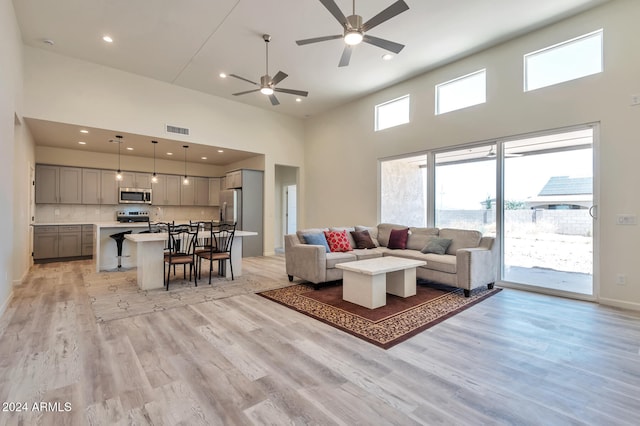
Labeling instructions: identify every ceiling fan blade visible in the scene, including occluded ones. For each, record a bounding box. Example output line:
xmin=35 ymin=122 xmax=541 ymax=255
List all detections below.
xmin=271 ymin=71 xmax=288 ymax=85
xmin=268 ymin=94 xmax=280 ymax=106
xmin=363 ymin=34 xmax=405 ymax=54
xmin=338 ymin=45 xmax=353 ymax=67
xmin=362 ymin=0 xmax=410 ymax=32
xmin=229 ymin=74 xmax=258 ymax=86
xmin=274 ymin=88 xmax=309 ymax=97
xmin=232 ymin=89 xmax=261 ymax=96
xmin=296 ymin=34 xmax=343 ymax=46
xmin=319 ymin=0 xmax=348 ymax=27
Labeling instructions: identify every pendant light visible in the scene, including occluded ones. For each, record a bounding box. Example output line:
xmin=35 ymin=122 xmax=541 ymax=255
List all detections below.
xmin=151 ymin=140 xmax=158 ymax=183
xmin=115 ymin=135 xmax=123 ymax=181
xmin=182 ymin=145 xmax=189 ymax=185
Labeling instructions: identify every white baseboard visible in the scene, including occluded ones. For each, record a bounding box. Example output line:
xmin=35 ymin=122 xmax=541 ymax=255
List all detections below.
xmin=598 ymin=297 xmax=640 ymax=312
xmin=263 ymin=251 xmax=276 ymax=256
xmin=0 ymin=288 xmax=13 ymax=319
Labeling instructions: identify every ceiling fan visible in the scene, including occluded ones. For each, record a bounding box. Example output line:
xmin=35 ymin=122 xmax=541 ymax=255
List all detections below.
xmin=230 ymin=34 xmax=309 ymax=106
xmin=296 ymin=0 xmax=410 ymax=67
xmin=486 ymin=147 xmax=523 ymax=158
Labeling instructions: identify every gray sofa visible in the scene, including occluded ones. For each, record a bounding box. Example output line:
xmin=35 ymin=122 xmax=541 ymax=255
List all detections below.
xmin=284 ymin=223 xmax=497 ymax=297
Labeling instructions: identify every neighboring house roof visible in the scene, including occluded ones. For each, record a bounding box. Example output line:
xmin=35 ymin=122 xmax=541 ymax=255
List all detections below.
xmin=525 ymin=176 xmax=592 ymax=208
xmin=538 ymin=176 xmax=592 ymax=196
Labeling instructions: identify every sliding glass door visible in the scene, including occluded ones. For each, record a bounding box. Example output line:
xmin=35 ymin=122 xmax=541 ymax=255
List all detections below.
xmin=379 ymin=125 xmax=596 ymax=299
xmin=502 ymin=128 xmax=594 ymax=295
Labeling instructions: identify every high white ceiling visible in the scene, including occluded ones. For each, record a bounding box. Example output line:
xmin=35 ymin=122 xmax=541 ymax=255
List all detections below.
xmin=14 ymin=0 xmax=610 ymax=162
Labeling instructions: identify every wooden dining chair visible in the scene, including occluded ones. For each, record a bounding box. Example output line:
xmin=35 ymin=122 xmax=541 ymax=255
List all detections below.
xmin=163 ymin=224 xmax=198 ymax=290
xmin=196 ymin=222 xmax=236 ymax=283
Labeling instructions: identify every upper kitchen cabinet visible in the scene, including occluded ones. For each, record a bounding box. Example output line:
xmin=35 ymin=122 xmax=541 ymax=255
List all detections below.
xmin=83 ymin=169 xmax=119 ymax=205
xmin=180 ymin=177 xmax=209 ymax=206
xmin=208 ymin=177 xmax=221 ymax=206
xmin=36 ymin=165 xmax=82 ymax=204
xmin=225 ymin=170 xmax=242 ymax=189
xmin=152 ymin=174 xmax=181 ymax=206
xmin=120 ymin=172 xmax=152 ymax=189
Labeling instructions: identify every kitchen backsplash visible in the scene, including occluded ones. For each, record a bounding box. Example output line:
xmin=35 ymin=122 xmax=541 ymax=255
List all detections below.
xmin=35 ymin=204 xmax=220 ymax=223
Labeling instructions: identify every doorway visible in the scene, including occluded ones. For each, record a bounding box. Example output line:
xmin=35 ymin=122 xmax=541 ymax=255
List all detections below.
xmin=274 ymin=165 xmax=299 ymax=254
xmin=501 ymin=127 xmax=594 ymax=296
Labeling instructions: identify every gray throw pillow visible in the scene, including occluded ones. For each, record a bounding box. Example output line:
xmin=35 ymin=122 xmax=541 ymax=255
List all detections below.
xmin=421 ymin=238 xmax=453 ymax=255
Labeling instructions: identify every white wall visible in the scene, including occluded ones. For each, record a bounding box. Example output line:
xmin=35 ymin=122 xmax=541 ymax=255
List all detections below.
xmin=0 ymin=0 xmax=34 ymax=315
xmin=304 ymin=0 xmax=640 ymax=310
xmin=23 ymin=48 xmax=306 ymax=256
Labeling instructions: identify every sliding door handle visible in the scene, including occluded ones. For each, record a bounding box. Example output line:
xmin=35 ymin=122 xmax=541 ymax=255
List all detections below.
xmin=589 ymin=205 xmax=597 ymax=219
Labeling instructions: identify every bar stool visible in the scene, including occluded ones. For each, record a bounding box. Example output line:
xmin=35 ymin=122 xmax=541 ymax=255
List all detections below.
xmin=110 ymin=230 xmax=132 ymax=269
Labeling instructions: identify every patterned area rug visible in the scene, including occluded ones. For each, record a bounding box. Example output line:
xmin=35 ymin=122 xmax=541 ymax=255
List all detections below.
xmin=259 ymin=283 xmax=502 ymax=349
xmin=84 ymin=269 xmax=292 ymax=323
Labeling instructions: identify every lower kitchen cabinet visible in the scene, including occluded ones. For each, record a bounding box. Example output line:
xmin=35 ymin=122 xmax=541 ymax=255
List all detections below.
xmin=33 ymin=225 xmax=90 ymax=260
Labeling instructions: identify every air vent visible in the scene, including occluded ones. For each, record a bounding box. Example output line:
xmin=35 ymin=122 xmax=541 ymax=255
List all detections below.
xmin=166 ymin=124 xmax=190 ymax=136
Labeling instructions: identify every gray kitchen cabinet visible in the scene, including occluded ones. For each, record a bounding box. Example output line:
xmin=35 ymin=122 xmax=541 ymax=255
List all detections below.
xmin=33 ymin=225 xmax=84 ymax=260
xmin=33 ymin=226 xmax=59 ymax=259
xmin=152 ymin=174 xmax=181 ymax=205
xmin=180 ymin=176 xmax=209 ymax=206
xmin=82 ymin=224 xmax=94 ymax=256
xmin=208 ymin=177 xmax=221 ymax=206
xmin=35 ymin=165 xmax=82 ymax=204
xmin=225 ymin=170 xmax=242 ymax=189
xmin=83 ymin=169 xmax=118 ymax=205
xmin=82 ymin=169 xmax=100 ymax=204
xmin=120 ymin=172 xmax=152 ymax=189
xmin=100 ymin=170 xmax=119 ymax=204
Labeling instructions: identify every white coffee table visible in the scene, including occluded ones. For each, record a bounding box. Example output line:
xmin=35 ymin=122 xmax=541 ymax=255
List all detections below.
xmin=336 ymin=256 xmax=427 ymax=309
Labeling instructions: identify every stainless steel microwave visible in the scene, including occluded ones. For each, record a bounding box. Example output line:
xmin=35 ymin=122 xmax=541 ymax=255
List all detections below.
xmin=119 ymin=188 xmax=152 ymax=204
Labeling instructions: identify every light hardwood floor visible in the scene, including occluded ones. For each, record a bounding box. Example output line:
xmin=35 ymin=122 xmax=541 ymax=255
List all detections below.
xmin=1 ymin=256 xmax=639 ymax=425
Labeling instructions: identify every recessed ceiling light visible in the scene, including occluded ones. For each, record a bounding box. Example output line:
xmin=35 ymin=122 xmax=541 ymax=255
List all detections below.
xmin=102 ymin=35 xmax=113 ymax=43
xmin=217 ymin=149 xmax=224 ymax=153
xmin=296 ymin=98 xmax=302 ymax=102
xmin=126 ymin=147 xmax=134 ymax=151
xmin=78 ymin=141 xmax=86 ymax=145
xmin=382 ymin=53 xmax=394 ymax=61
xmin=219 ymin=73 xmax=227 ymax=78
xmin=80 ymin=129 xmax=89 ymax=134
xmin=167 ymin=152 xmax=173 ymax=156
xmin=201 ymin=157 xmax=207 ymax=160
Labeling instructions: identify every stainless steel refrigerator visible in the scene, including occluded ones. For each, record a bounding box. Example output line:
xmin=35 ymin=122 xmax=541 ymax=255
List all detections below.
xmin=219 ymin=170 xmax=263 ymax=257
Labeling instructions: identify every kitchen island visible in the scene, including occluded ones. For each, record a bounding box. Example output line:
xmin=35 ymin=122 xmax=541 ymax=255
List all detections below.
xmin=124 ymin=230 xmax=258 ymax=290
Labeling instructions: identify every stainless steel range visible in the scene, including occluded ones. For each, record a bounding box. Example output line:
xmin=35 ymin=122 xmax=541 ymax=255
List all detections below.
xmin=116 ymin=210 xmax=150 ymax=223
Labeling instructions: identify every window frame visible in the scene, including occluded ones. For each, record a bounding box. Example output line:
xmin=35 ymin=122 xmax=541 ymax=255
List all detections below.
xmin=374 ymin=94 xmax=410 ymax=132
xmin=523 ymin=29 xmax=603 ymax=92
xmin=435 ymin=69 xmax=487 ymax=115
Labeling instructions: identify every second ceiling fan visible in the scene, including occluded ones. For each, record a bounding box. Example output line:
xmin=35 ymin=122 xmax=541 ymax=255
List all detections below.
xmin=296 ymin=0 xmax=410 ymax=67
xmin=230 ymin=34 xmax=309 ymax=106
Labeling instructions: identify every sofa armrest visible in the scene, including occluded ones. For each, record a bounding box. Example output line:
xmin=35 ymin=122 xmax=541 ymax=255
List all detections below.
xmin=456 ymin=246 xmax=497 ymax=290
xmin=284 ymin=234 xmax=327 ymax=284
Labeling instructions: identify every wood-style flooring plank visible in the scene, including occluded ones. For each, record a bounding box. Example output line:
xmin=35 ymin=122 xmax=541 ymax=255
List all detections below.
xmin=1 ymin=257 xmax=640 ymax=425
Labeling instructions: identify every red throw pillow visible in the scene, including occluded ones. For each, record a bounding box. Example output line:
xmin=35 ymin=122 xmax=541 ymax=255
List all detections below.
xmin=323 ymin=230 xmax=353 ymax=252
xmin=387 ymin=228 xmax=409 ymax=249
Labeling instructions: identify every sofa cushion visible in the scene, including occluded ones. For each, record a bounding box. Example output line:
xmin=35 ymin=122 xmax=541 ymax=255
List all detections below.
xmin=330 ymin=227 xmax=356 ymax=249
xmin=377 ymin=223 xmax=409 ymax=247
xmin=302 ymin=232 xmax=330 ymax=253
xmin=326 ymin=252 xmax=357 ymax=269
xmin=355 ymin=226 xmax=380 ymax=246
xmin=384 ymin=251 xmax=457 ymax=274
xmin=324 ymin=230 xmax=353 ymax=252
xmin=439 ymin=228 xmax=482 ymax=254
xmin=406 ymin=227 xmax=440 ymax=250
xmin=421 ymin=237 xmax=452 ymax=255
xmin=388 ymin=228 xmax=409 ymax=249
xmin=350 ymin=230 xmax=376 ymax=249
xmin=296 ymin=228 xmax=328 ymax=243
xmin=352 ymin=247 xmax=387 ymax=260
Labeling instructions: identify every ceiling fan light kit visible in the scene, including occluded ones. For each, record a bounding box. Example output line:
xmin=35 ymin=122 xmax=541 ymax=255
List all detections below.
xmin=296 ymin=0 xmax=409 ymax=67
